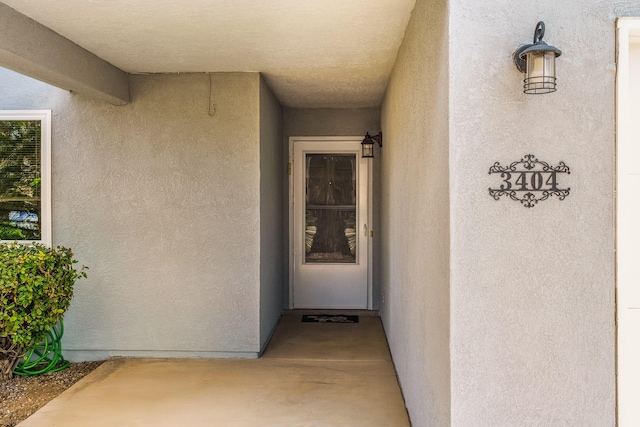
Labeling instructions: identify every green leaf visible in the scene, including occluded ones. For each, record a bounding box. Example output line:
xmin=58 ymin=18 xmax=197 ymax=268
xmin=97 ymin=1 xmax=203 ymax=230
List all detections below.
xmin=0 ymin=242 xmax=87 ymax=347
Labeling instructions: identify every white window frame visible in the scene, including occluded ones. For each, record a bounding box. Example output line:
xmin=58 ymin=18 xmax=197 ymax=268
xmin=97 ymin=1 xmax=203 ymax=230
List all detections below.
xmin=0 ymin=110 xmax=52 ymax=246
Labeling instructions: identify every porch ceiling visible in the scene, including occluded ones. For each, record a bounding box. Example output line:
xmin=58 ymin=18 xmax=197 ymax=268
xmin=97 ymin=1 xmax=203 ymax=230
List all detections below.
xmin=0 ymin=0 xmax=415 ymax=108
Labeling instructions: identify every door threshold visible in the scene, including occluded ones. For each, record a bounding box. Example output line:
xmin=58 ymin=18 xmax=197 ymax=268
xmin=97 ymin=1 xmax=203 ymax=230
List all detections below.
xmin=285 ymin=309 xmax=379 ymax=317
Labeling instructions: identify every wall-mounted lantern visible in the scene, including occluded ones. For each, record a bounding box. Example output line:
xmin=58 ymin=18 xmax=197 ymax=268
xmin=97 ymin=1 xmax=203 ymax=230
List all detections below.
xmin=513 ymin=21 xmax=562 ymax=94
xmin=361 ymin=132 xmax=382 ymax=158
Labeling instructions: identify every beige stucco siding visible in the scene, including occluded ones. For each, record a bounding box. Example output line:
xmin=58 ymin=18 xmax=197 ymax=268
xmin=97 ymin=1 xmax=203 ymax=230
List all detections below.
xmin=446 ymin=0 xmax=628 ymax=425
xmin=0 ymin=70 xmax=265 ymax=358
xmin=380 ymin=0 xmax=451 ymax=425
xmin=4 ymin=0 xmax=640 ymax=423
xmin=259 ymin=77 xmax=284 ymax=350
xmin=0 ymin=2 xmax=129 ymax=105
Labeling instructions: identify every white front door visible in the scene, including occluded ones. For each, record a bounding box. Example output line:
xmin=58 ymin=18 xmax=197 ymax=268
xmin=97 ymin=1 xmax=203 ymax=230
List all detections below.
xmin=290 ymin=137 xmax=371 ymax=309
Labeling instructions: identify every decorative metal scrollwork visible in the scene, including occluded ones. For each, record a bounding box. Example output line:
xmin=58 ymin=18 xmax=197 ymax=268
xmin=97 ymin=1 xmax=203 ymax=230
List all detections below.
xmin=489 ymin=154 xmax=570 ymax=208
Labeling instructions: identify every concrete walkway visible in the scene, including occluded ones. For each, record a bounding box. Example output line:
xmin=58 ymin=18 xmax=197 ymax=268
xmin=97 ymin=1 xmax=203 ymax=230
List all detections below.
xmin=18 ymin=312 xmax=410 ymax=426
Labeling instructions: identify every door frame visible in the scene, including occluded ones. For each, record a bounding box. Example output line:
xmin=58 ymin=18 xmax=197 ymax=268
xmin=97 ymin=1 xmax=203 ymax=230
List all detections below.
xmin=616 ymin=17 xmax=640 ymax=427
xmin=288 ymin=136 xmax=373 ymax=309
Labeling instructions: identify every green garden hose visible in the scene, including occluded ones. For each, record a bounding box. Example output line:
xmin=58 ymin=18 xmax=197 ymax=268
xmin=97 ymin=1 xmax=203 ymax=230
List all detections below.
xmin=13 ymin=321 xmax=69 ymax=376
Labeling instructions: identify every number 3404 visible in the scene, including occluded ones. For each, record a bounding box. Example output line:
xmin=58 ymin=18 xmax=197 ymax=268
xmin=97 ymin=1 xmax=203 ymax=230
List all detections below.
xmin=499 ymin=171 xmax=559 ymax=191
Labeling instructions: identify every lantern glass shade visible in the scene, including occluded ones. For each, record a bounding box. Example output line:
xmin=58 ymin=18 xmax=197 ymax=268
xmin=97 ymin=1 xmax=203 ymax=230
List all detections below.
xmin=361 ymin=141 xmax=374 ymax=158
xmin=524 ymin=49 xmax=557 ymax=94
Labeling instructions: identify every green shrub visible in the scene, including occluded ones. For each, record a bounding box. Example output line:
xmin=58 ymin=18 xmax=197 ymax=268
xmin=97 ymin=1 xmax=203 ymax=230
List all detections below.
xmin=0 ymin=243 xmax=87 ymax=348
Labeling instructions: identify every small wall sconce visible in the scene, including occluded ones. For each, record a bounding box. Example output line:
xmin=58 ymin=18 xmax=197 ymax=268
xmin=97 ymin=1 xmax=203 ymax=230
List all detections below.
xmin=361 ymin=132 xmax=382 ymax=158
xmin=513 ymin=21 xmax=562 ymax=94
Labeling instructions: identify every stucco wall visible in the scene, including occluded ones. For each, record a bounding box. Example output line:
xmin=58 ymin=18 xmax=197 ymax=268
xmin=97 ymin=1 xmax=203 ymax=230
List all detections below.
xmin=259 ymin=77 xmax=284 ymax=349
xmin=380 ymin=0 xmax=451 ymax=425
xmin=446 ymin=1 xmax=639 ymax=425
xmin=0 ymin=69 xmax=265 ymax=359
xmin=0 ymin=2 xmax=129 ymax=105
xmin=283 ymin=108 xmax=380 ymax=137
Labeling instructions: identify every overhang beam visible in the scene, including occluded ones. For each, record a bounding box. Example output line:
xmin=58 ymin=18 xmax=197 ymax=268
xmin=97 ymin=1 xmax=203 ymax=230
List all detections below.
xmin=0 ymin=3 xmax=129 ymax=105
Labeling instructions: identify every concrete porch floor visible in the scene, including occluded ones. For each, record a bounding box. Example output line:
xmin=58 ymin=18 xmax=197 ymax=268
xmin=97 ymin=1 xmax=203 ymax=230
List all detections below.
xmin=18 ymin=312 xmax=410 ymax=426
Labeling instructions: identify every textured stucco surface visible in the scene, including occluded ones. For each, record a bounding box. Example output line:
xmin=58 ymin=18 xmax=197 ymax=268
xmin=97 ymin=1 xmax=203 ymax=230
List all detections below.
xmin=448 ymin=1 xmax=623 ymax=425
xmin=2 ymin=0 xmax=638 ymax=421
xmin=380 ymin=0 xmax=451 ymax=425
xmin=1 ymin=0 xmax=415 ymax=108
xmin=259 ymin=77 xmax=284 ymax=349
xmin=0 ymin=69 xmax=266 ymax=358
xmin=0 ymin=3 xmax=128 ymax=105
xmin=283 ymin=108 xmax=381 ymax=138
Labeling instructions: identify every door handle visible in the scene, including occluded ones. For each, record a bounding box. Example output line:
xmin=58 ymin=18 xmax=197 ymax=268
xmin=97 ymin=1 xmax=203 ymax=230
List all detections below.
xmin=363 ymin=223 xmax=368 ymax=237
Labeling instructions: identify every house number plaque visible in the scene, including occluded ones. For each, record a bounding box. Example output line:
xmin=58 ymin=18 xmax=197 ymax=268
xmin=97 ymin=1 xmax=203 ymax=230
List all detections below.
xmin=488 ymin=154 xmax=570 ymax=208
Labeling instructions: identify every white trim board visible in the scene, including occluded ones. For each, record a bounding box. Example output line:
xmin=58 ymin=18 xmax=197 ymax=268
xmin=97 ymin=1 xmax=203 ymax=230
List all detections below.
xmin=616 ymin=17 xmax=640 ymax=427
xmin=0 ymin=110 xmax=52 ymax=246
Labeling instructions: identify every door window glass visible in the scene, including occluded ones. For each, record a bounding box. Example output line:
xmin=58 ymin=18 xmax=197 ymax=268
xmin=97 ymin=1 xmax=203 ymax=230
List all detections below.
xmin=305 ymin=154 xmax=356 ymax=263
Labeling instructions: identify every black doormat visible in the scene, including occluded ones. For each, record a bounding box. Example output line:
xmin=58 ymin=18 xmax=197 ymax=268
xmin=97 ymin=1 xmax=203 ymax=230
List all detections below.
xmin=301 ymin=314 xmax=359 ymax=323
